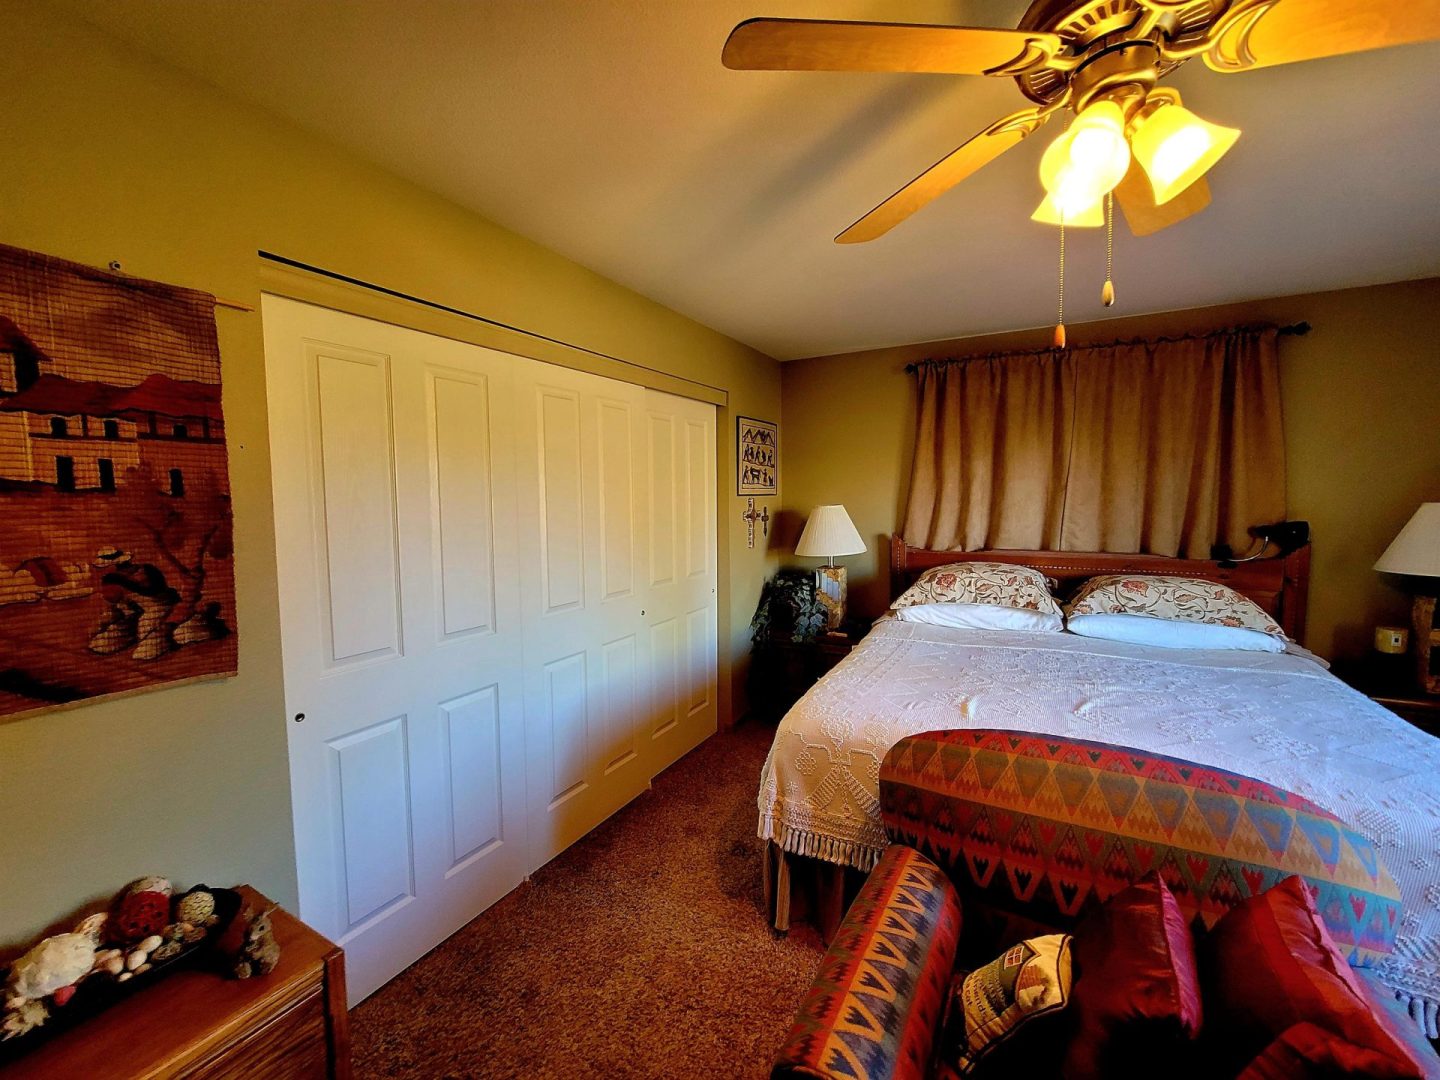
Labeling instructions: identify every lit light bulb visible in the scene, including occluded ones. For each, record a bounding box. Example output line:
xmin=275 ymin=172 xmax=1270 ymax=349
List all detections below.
xmin=1038 ymin=100 xmax=1131 ymax=219
xmin=1130 ymin=102 xmax=1240 ymax=204
xmin=1066 ymin=100 xmax=1130 ymax=193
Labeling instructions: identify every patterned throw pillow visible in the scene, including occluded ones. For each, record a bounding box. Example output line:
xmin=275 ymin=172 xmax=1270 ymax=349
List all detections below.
xmin=772 ymin=844 xmax=961 ymax=1080
xmin=935 ymin=934 xmax=1073 ymax=1078
xmin=893 ymin=563 xmax=1062 ymax=619
xmin=1065 ymin=574 xmax=1285 ymax=638
xmin=880 ymin=730 xmax=1403 ymax=969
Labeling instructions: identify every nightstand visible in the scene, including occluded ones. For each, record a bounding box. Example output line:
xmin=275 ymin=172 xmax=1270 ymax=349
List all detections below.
xmin=1335 ymin=659 xmax=1440 ymax=738
xmin=749 ymin=624 xmax=865 ymax=722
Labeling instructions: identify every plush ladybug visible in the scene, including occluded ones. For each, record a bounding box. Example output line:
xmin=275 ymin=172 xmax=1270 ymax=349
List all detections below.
xmin=111 ymin=877 xmax=173 ymax=943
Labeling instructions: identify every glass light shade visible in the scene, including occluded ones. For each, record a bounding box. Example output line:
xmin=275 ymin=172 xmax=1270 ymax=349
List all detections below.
xmin=1031 ymin=191 xmax=1104 ymax=227
xmin=1130 ymin=102 xmax=1240 ymax=205
xmin=795 ymin=504 xmax=865 ymax=559
xmin=1039 ymin=102 xmax=1131 ymax=215
xmin=1038 ymin=128 xmax=1076 ymax=193
xmin=1375 ymin=503 xmax=1440 ymax=578
xmin=1066 ymin=100 xmax=1130 ymax=192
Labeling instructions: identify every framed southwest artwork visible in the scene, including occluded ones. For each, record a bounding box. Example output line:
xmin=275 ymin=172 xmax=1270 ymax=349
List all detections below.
xmin=737 ymin=415 xmax=778 ymax=496
xmin=0 ymin=243 xmax=237 ymax=720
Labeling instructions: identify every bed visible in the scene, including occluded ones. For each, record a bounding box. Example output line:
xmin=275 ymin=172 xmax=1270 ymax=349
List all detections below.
xmin=758 ymin=537 xmax=1440 ymax=1034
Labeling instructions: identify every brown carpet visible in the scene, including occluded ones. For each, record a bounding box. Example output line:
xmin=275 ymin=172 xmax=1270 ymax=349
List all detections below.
xmin=351 ymin=721 xmax=824 ymax=1079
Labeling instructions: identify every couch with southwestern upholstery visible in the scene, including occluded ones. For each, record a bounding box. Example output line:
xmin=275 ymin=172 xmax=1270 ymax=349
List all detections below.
xmin=771 ymin=729 xmax=1439 ymax=1080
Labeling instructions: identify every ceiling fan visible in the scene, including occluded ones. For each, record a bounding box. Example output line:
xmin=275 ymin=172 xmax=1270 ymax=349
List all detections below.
xmin=722 ymin=0 xmax=1440 ymax=243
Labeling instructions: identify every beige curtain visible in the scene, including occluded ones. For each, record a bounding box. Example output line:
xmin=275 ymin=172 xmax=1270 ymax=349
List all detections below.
xmin=902 ymin=326 xmax=1285 ymax=559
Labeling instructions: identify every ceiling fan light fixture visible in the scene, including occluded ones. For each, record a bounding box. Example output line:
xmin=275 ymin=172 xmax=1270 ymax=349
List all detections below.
xmin=1130 ymin=102 xmax=1240 ymax=205
xmin=1038 ymin=99 xmax=1130 ymax=217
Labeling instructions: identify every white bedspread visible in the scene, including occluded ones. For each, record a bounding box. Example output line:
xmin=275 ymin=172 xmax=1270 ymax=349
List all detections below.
xmin=758 ymin=619 xmax=1440 ymax=1029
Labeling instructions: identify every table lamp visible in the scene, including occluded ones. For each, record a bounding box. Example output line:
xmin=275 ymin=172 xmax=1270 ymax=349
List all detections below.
xmin=795 ymin=504 xmax=865 ymax=630
xmin=1374 ymin=502 xmax=1440 ymax=695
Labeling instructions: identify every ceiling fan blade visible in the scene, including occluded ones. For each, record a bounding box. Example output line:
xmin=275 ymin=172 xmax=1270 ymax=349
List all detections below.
xmin=1205 ymin=0 xmax=1440 ymax=72
xmin=1115 ymin=158 xmax=1212 ymax=236
xmin=836 ymin=110 xmax=1048 ymax=244
xmin=722 ymin=18 xmax=1062 ymax=76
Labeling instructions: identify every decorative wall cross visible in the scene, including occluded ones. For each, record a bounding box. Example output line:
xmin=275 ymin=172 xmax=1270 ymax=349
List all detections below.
xmin=742 ymin=497 xmax=769 ymax=549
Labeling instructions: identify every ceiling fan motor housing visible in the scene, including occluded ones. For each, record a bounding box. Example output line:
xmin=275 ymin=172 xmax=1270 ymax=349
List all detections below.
xmin=1015 ymin=0 xmax=1229 ymax=106
xmin=1070 ymin=41 xmax=1161 ymax=114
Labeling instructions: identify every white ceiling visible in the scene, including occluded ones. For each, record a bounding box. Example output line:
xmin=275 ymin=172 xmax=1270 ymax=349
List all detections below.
xmin=57 ymin=0 xmax=1440 ymax=359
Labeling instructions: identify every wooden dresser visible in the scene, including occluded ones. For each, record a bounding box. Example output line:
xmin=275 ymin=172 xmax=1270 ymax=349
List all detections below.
xmin=1 ymin=887 xmax=350 ymax=1080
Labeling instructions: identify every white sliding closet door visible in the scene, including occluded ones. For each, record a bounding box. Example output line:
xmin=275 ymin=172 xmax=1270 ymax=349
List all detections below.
xmin=264 ymin=295 xmax=718 ymax=1003
xmin=264 ymin=297 xmax=529 ymax=1004
xmin=513 ymin=363 xmax=652 ymax=867
xmin=643 ymin=390 xmax=718 ymax=772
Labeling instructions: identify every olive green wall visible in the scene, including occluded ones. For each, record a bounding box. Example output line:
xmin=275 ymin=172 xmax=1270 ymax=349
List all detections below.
xmin=0 ymin=3 xmax=779 ymax=947
xmin=779 ymin=278 xmax=1440 ymax=661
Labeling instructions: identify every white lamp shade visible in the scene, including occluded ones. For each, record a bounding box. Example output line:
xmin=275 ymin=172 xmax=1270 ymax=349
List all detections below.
xmin=796 ymin=504 xmax=865 ymax=558
xmin=1375 ymin=503 xmax=1440 ymax=577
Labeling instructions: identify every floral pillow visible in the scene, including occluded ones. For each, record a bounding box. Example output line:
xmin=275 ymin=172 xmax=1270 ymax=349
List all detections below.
xmin=1065 ymin=575 xmax=1285 ymax=638
xmin=892 ymin=562 xmax=1063 ymax=619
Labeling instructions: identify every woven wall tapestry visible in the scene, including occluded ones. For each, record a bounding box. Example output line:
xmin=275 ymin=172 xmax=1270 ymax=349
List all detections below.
xmin=0 ymin=243 xmax=237 ymax=720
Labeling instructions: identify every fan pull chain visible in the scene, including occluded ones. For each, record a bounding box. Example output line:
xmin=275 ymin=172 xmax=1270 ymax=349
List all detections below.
xmin=1053 ymin=219 xmax=1067 ymax=349
xmin=1102 ymin=191 xmax=1116 ymax=307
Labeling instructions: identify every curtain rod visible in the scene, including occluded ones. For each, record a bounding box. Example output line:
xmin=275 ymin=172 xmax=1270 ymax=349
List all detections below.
xmin=903 ymin=321 xmax=1311 ymax=374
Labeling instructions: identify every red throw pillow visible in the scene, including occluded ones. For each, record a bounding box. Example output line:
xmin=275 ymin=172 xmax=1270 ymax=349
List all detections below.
xmin=1200 ymin=875 xmax=1425 ymax=1079
xmin=1063 ymin=873 xmax=1203 ymax=1079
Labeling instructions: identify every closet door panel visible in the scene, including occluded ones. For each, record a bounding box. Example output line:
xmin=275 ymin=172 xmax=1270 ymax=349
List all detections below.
xmin=684 ymin=417 xmax=709 ymax=581
xmin=600 ymin=633 xmax=641 ymax=774
xmin=516 ymin=364 xmax=648 ymax=870
xmin=685 ymin=605 xmax=713 ymax=718
xmin=328 ymin=714 xmax=414 ymax=928
xmin=537 ymin=387 xmax=586 ymax=613
xmin=543 ymin=650 xmax=590 ymax=806
xmin=643 ymin=390 xmax=717 ymax=775
xmin=649 ymin=616 xmax=680 ymax=741
xmin=312 ymin=345 xmax=402 ymax=665
xmin=429 ymin=371 xmax=497 ymax=638
xmin=266 ymin=298 xmax=528 ymax=1005
xmin=440 ymin=684 xmax=504 ymax=868
xmin=647 ymin=413 xmax=676 ymax=588
xmin=599 ymin=400 xmax=636 ymax=600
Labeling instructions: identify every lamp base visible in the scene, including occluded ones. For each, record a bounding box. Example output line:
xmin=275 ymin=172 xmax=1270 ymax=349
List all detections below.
xmin=1413 ymin=594 xmax=1440 ymax=696
xmin=815 ymin=566 xmax=847 ymax=631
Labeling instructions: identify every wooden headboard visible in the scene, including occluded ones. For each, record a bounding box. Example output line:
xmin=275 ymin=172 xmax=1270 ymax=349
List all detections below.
xmin=889 ymin=535 xmax=1312 ymax=644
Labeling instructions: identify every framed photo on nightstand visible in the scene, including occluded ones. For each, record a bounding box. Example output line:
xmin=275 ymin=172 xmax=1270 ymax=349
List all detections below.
xmin=737 ymin=415 xmax=778 ymax=496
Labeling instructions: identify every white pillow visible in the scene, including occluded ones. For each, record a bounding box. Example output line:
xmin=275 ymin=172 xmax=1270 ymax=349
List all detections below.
xmin=897 ymin=602 xmax=1062 ymax=633
xmin=1066 ymin=612 xmax=1285 ymax=652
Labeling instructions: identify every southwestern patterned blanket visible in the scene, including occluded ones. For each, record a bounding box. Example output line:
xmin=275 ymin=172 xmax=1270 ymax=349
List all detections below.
xmin=757 ymin=619 xmax=1440 ymax=1033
